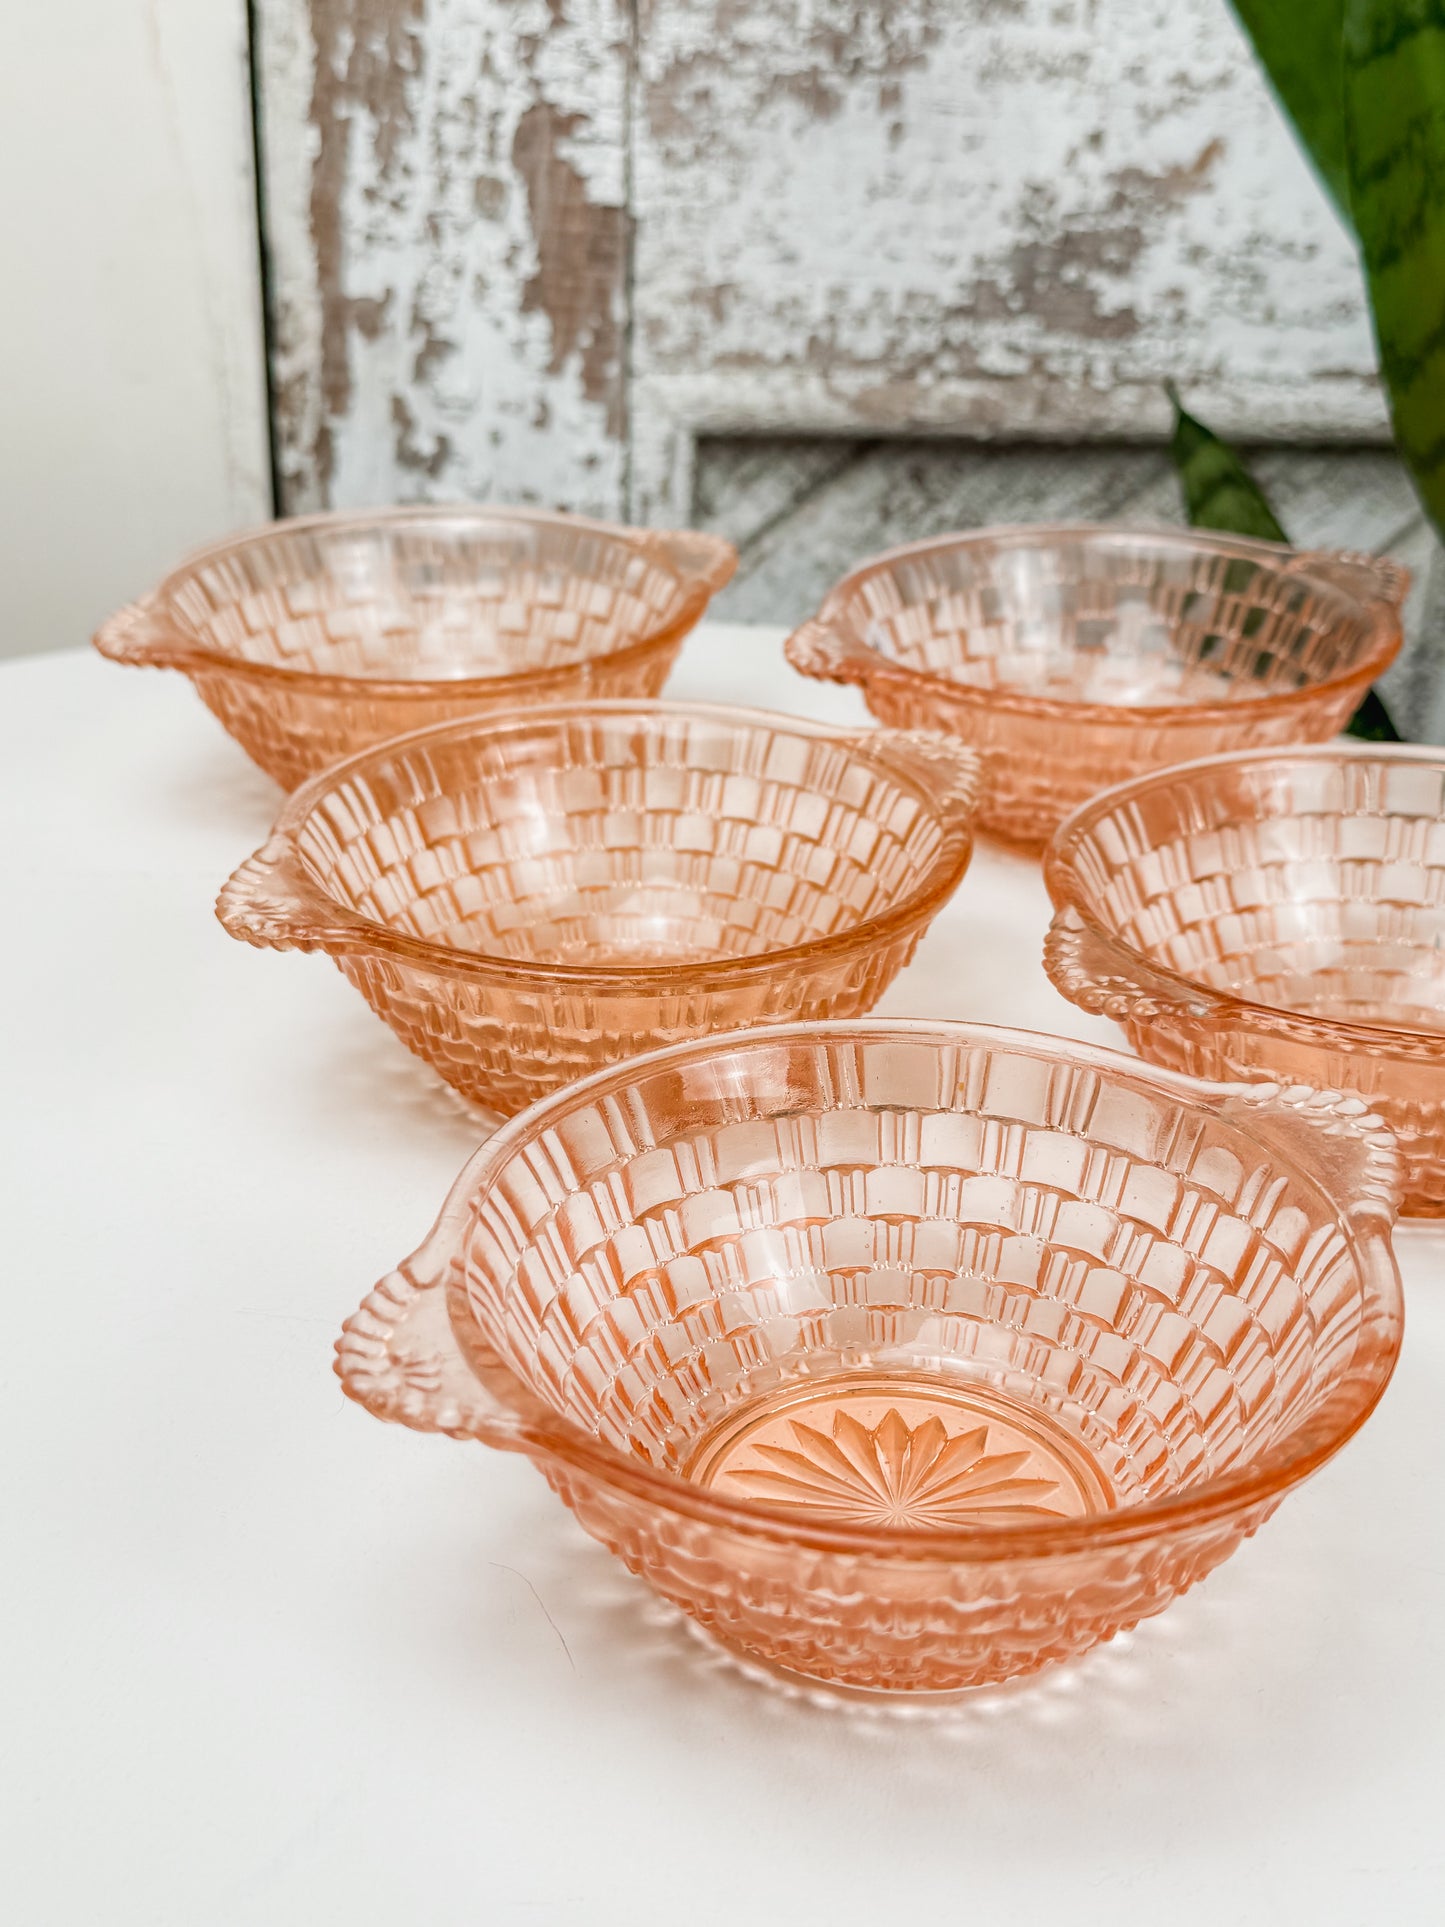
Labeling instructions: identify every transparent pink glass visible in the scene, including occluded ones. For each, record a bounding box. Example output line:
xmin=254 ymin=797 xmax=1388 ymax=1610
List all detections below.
xmin=337 ymin=1020 xmax=1402 ymax=1699
xmin=93 ymin=506 xmax=736 ymax=789
xmin=217 ymin=702 xmax=980 ymax=1115
xmin=1046 ymin=743 xmax=1445 ymax=1216
xmin=785 ymin=526 xmax=1406 ymax=847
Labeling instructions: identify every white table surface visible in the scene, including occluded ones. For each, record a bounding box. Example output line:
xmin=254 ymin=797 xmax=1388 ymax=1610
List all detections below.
xmin=4 ymin=626 xmax=1442 ymax=1926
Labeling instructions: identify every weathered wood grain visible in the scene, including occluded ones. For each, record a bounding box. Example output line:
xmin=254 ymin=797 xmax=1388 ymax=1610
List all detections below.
xmin=256 ymin=0 xmax=631 ymax=514
xmin=629 ymin=0 xmax=1384 ymax=521
xmin=258 ymin=0 xmax=1389 ymax=524
xmin=695 ymin=441 xmax=1178 ymax=625
xmin=691 ymin=438 xmax=869 ymax=553
xmin=1248 ymin=446 xmax=1422 ymax=552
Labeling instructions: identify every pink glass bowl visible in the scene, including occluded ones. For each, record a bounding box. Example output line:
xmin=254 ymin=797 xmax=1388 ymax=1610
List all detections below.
xmin=1046 ymin=744 xmax=1445 ymax=1217
xmin=785 ymin=526 xmax=1406 ymax=847
xmin=93 ymin=506 xmax=736 ymax=789
xmin=216 ymin=702 xmax=980 ymax=1116
xmin=337 ymin=1019 xmax=1402 ymax=1699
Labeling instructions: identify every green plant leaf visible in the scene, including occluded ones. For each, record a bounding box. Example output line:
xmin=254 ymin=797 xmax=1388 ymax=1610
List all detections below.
xmin=1345 ymin=684 xmax=1404 ymax=737
xmin=1344 ymin=0 xmax=1445 ymax=540
xmin=1165 ymin=382 xmax=1401 ymax=738
xmin=1230 ymin=0 xmax=1352 ymax=219
xmin=1166 ymin=381 xmax=1289 ymax=540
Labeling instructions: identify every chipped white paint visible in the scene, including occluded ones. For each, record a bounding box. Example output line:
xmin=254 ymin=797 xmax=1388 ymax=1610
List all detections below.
xmin=257 ymin=0 xmax=630 ymax=515
xmin=259 ymin=0 xmax=1385 ymax=526
xmin=629 ymin=0 xmax=1382 ymax=521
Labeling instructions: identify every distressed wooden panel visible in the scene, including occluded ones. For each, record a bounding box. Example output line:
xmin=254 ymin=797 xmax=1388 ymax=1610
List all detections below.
xmin=256 ymin=0 xmax=630 ymax=515
xmin=695 ymin=440 xmax=1179 ymax=625
xmin=256 ymin=0 xmax=1419 ymax=716
xmin=692 ymin=438 xmax=868 ymax=553
xmin=630 ymin=0 xmax=1384 ymax=522
xmin=693 ymin=438 xmax=1445 ymax=740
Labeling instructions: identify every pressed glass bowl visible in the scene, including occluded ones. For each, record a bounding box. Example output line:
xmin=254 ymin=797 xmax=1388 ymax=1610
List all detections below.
xmin=337 ymin=1019 xmax=1402 ymax=1699
xmin=1046 ymin=744 xmax=1445 ymax=1217
xmin=93 ymin=506 xmax=736 ymax=789
xmin=216 ymin=702 xmax=980 ymax=1115
xmin=785 ymin=525 xmax=1406 ymax=847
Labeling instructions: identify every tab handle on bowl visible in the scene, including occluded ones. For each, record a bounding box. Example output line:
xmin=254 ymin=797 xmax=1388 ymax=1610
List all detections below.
xmin=335 ymin=1251 xmax=538 ymax=1452
xmin=784 ymin=619 xmax=874 ymax=687
xmin=1285 ymin=548 xmax=1411 ymax=611
xmin=215 ymin=833 xmax=374 ymax=954
xmin=1216 ymin=1083 xmax=1403 ymax=1231
xmin=92 ymin=590 xmax=190 ymax=668
xmin=857 ymin=728 xmax=983 ymax=829
xmin=642 ymin=528 xmax=739 ymax=594
xmin=1043 ymin=909 xmax=1221 ymax=1026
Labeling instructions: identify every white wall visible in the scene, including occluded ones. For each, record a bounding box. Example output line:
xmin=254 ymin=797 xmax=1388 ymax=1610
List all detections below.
xmin=0 ymin=4 xmax=271 ymax=659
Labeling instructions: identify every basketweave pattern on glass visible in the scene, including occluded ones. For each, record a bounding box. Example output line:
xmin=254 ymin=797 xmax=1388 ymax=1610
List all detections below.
xmin=97 ymin=509 xmax=736 ymax=789
xmin=340 ymin=1022 xmax=1399 ymax=1695
xmin=298 ymin=721 xmax=947 ymax=963
xmin=788 ymin=529 xmax=1400 ymax=847
xmin=1046 ymin=750 xmax=1445 ymax=1214
xmin=852 ymin=543 xmax=1379 ymax=700
xmin=168 ymin=520 xmax=691 ymax=677
xmin=1104 ymin=1020 xmax=1445 ymax=1220
xmin=221 ymin=705 xmax=976 ymax=1115
xmin=1068 ymin=759 xmax=1445 ymax=1024
xmin=333 ymin=1230 xmax=1277 ymax=1694
xmin=190 ymin=646 xmax=682 ymax=792
xmin=337 ymin=931 xmax=921 ymax=1113
xmin=859 ymin=678 xmax=1364 ymax=848
xmin=449 ymin=1036 xmax=1368 ymax=1502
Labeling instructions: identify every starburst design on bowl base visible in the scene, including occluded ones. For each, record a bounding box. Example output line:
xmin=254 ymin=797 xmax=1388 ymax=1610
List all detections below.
xmin=728 ymin=1405 xmax=1070 ymax=1530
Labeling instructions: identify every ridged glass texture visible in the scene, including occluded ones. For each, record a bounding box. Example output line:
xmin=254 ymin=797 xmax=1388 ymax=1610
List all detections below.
xmin=785 ymin=526 xmax=1405 ymax=847
xmin=92 ymin=507 xmax=737 ymax=789
xmin=1046 ymin=744 xmax=1445 ymax=1216
xmin=216 ymin=703 xmax=980 ymax=1115
xmin=336 ymin=1021 xmax=1402 ymax=1698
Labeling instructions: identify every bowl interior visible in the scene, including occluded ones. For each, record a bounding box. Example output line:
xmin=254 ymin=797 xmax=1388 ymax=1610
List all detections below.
xmin=295 ymin=709 xmax=955 ymax=967
xmin=833 ymin=531 xmax=1381 ymax=707
xmin=447 ymin=1028 xmax=1385 ymax=1531
xmin=1061 ymin=754 xmax=1445 ymax=1032
xmin=161 ymin=514 xmax=694 ymax=682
